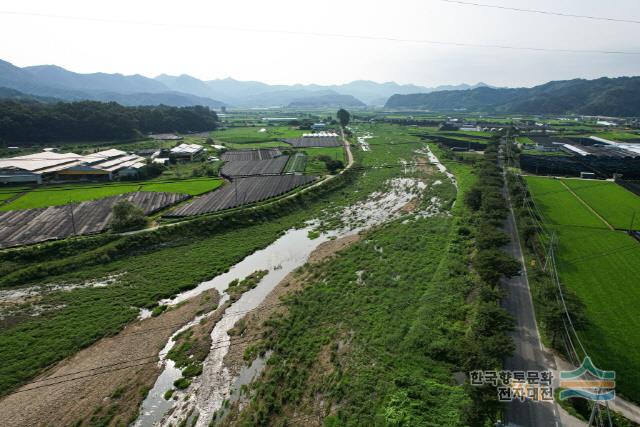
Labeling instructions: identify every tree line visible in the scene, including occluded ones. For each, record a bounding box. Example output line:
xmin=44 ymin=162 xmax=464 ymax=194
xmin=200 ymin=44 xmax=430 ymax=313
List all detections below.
xmin=0 ymin=100 xmax=219 ymax=144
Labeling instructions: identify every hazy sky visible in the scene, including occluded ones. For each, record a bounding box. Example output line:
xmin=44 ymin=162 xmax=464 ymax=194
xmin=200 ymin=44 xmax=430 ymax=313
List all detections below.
xmin=1 ymin=0 xmax=640 ymax=88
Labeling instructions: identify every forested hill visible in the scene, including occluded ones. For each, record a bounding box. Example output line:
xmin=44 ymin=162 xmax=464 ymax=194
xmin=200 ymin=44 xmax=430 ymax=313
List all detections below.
xmin=385 ymin=76 xmax=640 ymax=116
xmin=0 ymin=99 xmax=219 ymax=143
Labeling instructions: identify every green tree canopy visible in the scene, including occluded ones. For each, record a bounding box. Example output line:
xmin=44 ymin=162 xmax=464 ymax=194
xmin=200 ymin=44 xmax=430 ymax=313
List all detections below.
xmin=337 ymin=108 xmax=351 ymax=127
xmin=110 ymin=200 xmax=149 ymax=232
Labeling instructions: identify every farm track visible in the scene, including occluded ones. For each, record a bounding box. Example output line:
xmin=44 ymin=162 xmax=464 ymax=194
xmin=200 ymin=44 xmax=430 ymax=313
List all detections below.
xmin=559 ymin=180 xmax=614 ymax=230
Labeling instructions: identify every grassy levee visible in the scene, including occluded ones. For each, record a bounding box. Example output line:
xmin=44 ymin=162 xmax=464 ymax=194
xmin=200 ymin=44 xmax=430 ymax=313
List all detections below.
xmin=0 ymin=123 xmax=419 ymax=396
xmin=561 ymin=179 xmax=640 ymax=230
xmin=525 ymin=176 xmax=640 ymax=403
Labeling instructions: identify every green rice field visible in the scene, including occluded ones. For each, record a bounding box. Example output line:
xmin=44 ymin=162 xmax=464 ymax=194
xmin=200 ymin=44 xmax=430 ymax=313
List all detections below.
xmin=561 ymin=179 xmax=640 ymax=230
xmin=526 ymin=176 xmax=640 ymax=402
xmin=211 ymin=126 xmax=303 ymax=145
xmin=0 ymin=178 xmax=222 ymax=211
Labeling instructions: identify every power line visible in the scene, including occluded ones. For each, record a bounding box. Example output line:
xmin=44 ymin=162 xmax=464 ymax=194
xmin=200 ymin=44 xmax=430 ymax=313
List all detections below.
xmin=435 ymin=0 xmax=640 ymax=25
xmin=0 ymin=10 xmax=639 ymax=55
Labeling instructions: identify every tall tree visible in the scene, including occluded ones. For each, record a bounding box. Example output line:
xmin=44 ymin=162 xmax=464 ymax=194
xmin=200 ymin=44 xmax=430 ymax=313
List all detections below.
xmin=337 ymin=108 xmax=350 ymax=127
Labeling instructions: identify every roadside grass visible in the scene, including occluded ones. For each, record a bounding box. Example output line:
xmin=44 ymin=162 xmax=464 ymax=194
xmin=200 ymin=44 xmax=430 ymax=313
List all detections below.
xmin=561 ymin=179 xmax=640 ymax=230
xmin=526 ymin=176 xmax=640 ymax=402
xmin=0 ymin=178 xmax=223 ymax=211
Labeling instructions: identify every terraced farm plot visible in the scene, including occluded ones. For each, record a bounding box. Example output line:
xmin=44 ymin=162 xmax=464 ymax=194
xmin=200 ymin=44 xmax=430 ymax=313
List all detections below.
xmin=525 ymin=175 xmax=640 ymax=401
xmin=220 ymin=148 xmax=282 ymax=162
xmin=167 ymin=175 xmax=317 ymax=217
xmin=0 ymin=192 xmax=189 ymax=248
xmin=220 ymin=156 xmax=289 ymax=178
xmin=561 ymin=179 xmax=640 ymax=230
xmin=284 ymin=136 xmax=342 ymax=148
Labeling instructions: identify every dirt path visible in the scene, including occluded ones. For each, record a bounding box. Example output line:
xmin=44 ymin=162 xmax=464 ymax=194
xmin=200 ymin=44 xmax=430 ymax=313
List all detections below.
xmin=560 ymin=179 xmax=614 ymax=230
xmin=0 ymin=290 xmax=219 ymax=427
xmin=340 ymin=127 xmax=354 ymax=168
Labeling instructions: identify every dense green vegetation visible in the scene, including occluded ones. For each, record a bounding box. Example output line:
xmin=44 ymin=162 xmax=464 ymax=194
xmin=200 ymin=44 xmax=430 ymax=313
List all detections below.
xmin=110 ymin=200 xmax=148 ymax=232
xmin=385 ymin=76 xmax=640 ymax=116
xmin=0 ymin=100 xmax=218 ymax=143
xmin=522 ymin=175 xmax=640 ymax=403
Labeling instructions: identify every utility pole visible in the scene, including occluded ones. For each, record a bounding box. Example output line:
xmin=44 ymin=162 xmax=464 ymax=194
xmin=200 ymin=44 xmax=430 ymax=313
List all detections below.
xmin=234 ymin=178 xmax=238 ymax=206
xmin=68 ymin=201 xmax=77 ymax=236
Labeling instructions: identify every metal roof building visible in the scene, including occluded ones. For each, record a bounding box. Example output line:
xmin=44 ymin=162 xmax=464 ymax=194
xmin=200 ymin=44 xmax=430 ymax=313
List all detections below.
xmin=0 ymin=149 xmax=146 ymax=184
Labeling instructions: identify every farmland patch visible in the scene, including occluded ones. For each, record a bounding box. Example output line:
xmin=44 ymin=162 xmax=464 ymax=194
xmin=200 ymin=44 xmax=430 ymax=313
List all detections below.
xmin=0 ymin=192 xmax=188 ymax=248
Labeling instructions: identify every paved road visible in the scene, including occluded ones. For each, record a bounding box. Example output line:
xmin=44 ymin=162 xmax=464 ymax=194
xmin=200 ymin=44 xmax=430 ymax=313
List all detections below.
xmin=500 ymin=151 xmax=563 ymax=427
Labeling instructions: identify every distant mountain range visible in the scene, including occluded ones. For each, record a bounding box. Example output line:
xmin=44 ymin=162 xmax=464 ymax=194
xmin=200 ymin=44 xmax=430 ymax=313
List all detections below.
xmin=156 ymin=74 xmax=488 ymax=107
xmin=0 ymin=59 xmax=487 ymax=108
xmin=385 ymin=77 xmax=640 ymax=116
xmin=0 ymin=60 xmax=226 ymax=108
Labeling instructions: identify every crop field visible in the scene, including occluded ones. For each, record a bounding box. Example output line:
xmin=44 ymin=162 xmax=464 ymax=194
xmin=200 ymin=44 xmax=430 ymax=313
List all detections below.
xmin=220 ymin=148 xmax=282 ymax=162
xmin=166 ymin=175 xmax=317 ymax=217
xmin=561 ymin=179 xmax=640 ymax=230
xmin=0 ymin=191 xmax=189 ymax=248
xmin=524 ymin=177 xmax=608 ymax=229
xmin=220 ymin=156 xmax=289 ymax=178
xmin=300 ymin=146 xmax=345 ymax=175
xmin=526 ymin=176 xmax=640 ymax=401
xmin=284 ymin=153 xmax=307 ymax=173
xmin=284 ymin=136 xmax=342 ymax=148
xmin=0 ymin=178 xmax=221 ymax=211
xmin=211 ymin=126 xmax=303 ymax=145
